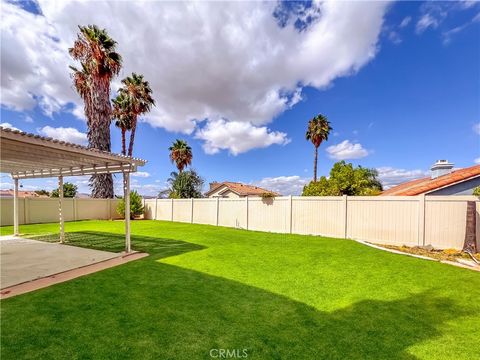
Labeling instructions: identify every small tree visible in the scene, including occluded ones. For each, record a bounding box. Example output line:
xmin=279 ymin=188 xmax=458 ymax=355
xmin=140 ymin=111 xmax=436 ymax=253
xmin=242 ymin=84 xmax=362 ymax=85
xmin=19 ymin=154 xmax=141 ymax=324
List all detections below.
xmin=117 ymin=190 xmax=144 ymax=219
xmin=51 ymin=182 xmax=78 ymax=198
xmin=473 ymin=186 xmax=480 ymax=196
xmin=302 ymin=161 xmax=382 ymax=196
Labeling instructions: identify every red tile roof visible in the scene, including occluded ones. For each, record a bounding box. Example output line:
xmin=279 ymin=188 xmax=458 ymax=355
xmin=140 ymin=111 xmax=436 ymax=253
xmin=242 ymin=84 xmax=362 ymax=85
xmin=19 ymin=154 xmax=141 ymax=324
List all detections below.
xmin=381 ymin=165 xmax=480 ymax=196
xmin=206 ymin=182 xmax=280 ymax=197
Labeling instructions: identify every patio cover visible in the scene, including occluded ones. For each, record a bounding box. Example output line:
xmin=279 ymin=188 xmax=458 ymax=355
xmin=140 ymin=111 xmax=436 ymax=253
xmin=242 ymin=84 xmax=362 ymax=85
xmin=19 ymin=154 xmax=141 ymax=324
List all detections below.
xmin=0 ymin=126 xmax=146 ymax=252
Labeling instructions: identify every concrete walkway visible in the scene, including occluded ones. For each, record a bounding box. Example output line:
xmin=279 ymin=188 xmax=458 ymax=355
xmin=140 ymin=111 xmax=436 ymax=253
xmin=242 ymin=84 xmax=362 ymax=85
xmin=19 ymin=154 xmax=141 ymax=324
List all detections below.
xmin=0 ymin=236 xmax=119 ymax=289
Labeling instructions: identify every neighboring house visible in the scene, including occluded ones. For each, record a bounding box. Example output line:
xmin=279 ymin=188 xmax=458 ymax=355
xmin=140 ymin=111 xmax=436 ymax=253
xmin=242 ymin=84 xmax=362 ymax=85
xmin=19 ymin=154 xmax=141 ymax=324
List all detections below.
xmin=205 ymin=182 xmax=280 ymax=198
xmin=0 ymin=189 xmax=49 ymax=198
xmin=381 ymin=160 xmax=480 ymax=196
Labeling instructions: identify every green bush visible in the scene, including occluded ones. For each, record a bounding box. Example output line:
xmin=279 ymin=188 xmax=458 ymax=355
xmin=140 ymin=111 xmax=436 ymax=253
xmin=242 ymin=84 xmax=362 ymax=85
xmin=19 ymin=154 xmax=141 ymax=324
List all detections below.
xmin=302 ymin=161 xmax=382 ymax=196
xmin=51 ymin=182 xmax=78 ymax=198
xmin=473 ymin=186 xmax=480 ymax=196
xmin=117 ymin=190 xmax=144 ymax=219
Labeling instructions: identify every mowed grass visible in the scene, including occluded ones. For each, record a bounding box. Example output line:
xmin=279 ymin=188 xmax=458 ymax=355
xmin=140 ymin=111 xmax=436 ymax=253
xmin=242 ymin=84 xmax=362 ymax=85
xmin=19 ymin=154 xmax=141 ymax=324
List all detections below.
xmin=1 ymin=220 xmax=479 ymax=359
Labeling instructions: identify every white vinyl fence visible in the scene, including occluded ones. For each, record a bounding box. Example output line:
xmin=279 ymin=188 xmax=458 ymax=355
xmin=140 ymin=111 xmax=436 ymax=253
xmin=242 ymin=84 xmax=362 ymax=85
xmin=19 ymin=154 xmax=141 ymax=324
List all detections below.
xmin=144 ymin=196 xmax=480 ymax=250
xmin=0 ymin=198 xmax=122 ymax=226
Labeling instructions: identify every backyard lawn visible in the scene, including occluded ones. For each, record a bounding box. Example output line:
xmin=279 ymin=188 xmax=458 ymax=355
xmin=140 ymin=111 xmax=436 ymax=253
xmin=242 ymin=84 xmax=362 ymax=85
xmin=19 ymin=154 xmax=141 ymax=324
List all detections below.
xmin=1 ymin=220 xmax=479 ymax=359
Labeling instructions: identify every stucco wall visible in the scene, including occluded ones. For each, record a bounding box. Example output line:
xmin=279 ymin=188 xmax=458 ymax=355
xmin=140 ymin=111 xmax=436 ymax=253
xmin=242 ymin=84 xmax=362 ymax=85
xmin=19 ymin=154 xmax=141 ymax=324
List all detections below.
xmin=429 ymin=177 xmax=480 ymax=195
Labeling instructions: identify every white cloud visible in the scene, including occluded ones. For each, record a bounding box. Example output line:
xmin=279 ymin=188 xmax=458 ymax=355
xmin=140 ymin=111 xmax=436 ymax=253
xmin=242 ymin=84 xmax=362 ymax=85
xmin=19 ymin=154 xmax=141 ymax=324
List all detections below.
xmin=0 ymin=122 xmax=21 ymax=131
xmin=416 ymin=14 xmax=439 ymax=33
xmin=130 ymin=183 xmax=164 ymax=197
xmin=475 ymin=157 xmax=480 ymax=164
xmin=131 ymin=171 xmax=150 ymax=178
xmin=326 ymin=140 xmax=369 ymax=160
xmin=388 ymin=31 xmax=402 ymax=45
xmin=474 ymin=122 xmax=480 ymax=135
xmin=376 ymin=166 xmax=427 ymax=189
xmin=24 ymin=115 xmax=33 ymax=123
xmin=253 ymin=175 xmax=309 ymax=196
xmin=1 ymin=1 xmax=390 ymax=154
xmin=442 ymin=13 xmax=480 ymax=45
xmin=195 ymin=119 xmax=290 ymax=155
xmin=400 ymin=16 xmax=412 ymax=28
xmin=37 ymin=126 xmax=87 ymax=145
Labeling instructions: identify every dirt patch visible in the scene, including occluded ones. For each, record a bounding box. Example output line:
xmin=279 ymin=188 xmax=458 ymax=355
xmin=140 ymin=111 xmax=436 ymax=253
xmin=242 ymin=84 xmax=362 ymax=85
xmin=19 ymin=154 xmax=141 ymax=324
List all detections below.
xmin=379 ymin=244 xmax=479 ymax=263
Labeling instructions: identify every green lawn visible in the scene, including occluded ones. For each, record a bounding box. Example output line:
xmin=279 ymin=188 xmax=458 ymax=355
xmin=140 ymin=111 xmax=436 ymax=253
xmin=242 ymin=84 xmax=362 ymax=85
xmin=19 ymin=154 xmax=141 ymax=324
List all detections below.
xmin=1 ymin=220 xmax=479 ymax=359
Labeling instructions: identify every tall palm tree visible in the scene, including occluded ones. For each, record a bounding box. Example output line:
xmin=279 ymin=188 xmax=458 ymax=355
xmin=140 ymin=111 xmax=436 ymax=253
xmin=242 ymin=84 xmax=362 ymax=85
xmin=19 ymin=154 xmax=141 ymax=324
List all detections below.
xmin=169 ymin=139 xmax=193 ymax=173
xmin=69 ymin=25 xmax=122 ymax=198
xmin=112 ymin=93 xmax=133 ymax=155
xmin=306 ymin=114 xmax=332 ymax=182
xmin=117 ymin=73 xmax=155 ymax=157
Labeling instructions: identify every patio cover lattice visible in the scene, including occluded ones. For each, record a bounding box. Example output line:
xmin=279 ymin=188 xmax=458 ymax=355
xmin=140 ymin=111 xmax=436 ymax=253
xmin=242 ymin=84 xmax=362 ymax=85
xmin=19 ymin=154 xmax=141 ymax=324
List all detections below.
xmin=0 ymin=127 xmax=146 ymax=252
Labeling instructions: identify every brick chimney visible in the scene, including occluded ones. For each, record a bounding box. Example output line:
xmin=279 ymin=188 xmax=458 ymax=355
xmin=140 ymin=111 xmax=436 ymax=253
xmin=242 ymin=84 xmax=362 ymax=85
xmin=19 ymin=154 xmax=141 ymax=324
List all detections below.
xmin=209 ymin=182 xmax=219 ymax=190
xmin=430 ymin=160 xmax=454 ymax=179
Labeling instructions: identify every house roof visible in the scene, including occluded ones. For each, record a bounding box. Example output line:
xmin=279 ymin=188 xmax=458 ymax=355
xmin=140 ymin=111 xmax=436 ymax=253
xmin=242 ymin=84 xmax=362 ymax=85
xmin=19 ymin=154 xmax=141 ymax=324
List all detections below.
xmin=205 ymin=182 xmax=280 ymax=197
xmin=0 ymin=127 xmax=146 ymax=179
xmin=381 ymin=164 xmax=480 ymax=196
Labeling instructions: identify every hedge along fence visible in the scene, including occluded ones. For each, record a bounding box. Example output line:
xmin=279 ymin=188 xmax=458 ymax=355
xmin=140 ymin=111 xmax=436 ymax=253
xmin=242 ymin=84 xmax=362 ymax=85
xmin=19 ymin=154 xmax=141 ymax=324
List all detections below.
xmin=144 ymin=196 xmax=480 ymax=250
xmin=0 ymin=198 xmax=122 ymax=226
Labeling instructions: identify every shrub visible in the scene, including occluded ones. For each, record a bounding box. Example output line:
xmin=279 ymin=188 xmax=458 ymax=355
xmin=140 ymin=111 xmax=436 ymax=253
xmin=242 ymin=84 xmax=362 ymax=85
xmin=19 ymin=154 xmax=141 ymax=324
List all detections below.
xmin=117 ymin=190 xmax=144 ymax=219
xmin=51 ymin=182 xmax=78 ymax=198
xmin=473 ymin=186 xmax=480 ymax=196
xmin=260 ymin=192 xmax=276 ymax=200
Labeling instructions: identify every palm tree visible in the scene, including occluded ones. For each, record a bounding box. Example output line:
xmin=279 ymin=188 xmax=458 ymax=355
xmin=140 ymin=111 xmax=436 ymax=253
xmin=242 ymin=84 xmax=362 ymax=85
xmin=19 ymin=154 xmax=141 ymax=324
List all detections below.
xmin=169 ymin=140 xmax=193 ymax=173
xmin=305 ymin=114 xmax=332 ymax=182
xmin=117 ymin=73 xmax=155 ymax=157
xmin=69 ymin=25 xmax=122 ymax=198
xmin=112 ymin=93 xmax=133 ymax=155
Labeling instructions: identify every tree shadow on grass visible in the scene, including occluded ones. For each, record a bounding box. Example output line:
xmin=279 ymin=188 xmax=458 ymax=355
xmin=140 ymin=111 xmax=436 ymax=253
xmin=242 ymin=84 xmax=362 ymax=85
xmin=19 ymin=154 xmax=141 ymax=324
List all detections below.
xmin=27 ymin=231 xmax=206 ymax=260
xmin=1 ymin=254 xmax=465 ymax=359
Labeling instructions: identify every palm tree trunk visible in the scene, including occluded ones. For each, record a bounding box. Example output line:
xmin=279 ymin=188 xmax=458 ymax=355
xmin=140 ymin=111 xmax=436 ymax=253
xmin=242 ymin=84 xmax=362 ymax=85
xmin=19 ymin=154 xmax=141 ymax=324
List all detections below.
xmin=121 ymin=128 xmax=126 ymax=155
xmin=88 ymin=76 xmax=114 ymax=198
xmin=128 ymin=117 xmax=137 ymax=157
xmin=314 ymin=146 xmax=318 ymax=182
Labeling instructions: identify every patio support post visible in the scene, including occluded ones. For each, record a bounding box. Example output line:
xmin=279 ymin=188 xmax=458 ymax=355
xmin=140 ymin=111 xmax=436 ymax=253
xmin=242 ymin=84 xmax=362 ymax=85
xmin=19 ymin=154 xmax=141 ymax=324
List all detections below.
xmin=124 ymin=172 xmax=131 ymax=253
xmin=58 ymin=175 xmax=65 ymax=243
xmin=13 ymin=178 xmax=19 ymax=236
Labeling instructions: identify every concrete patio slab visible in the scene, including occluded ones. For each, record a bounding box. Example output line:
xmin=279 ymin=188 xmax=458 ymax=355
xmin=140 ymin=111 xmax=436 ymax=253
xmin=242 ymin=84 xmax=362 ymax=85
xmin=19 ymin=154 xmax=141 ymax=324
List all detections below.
xmin=1 ymin=236 xmax=120 ymax=289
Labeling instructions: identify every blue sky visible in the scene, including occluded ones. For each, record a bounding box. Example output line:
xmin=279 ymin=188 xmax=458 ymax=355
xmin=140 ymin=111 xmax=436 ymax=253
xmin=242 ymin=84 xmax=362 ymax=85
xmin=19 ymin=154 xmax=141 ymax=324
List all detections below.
xmin=1 ymin=0 xmax=479 ymax=195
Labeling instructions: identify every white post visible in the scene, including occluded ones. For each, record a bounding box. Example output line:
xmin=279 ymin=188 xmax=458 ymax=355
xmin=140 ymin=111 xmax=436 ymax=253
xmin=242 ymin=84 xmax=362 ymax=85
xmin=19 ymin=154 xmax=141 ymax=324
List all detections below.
xmin=13 ymin=178 xmax=19 ymax=236
xmin=191 ymin=198 xmax=194 ymax=223
xmin=154 ymin=198 xmax=158 ymax=220
xmin=59 ymin=176 xmax=65 ymax=243
xmin=124 ymin=172 xmax=131 ymax=252
xmin=288 ymin=195 xmax=293 ymax=234
xmin=24 ymin=197 xmax=29 ymax=225
xmin=73 ymin=198 xmax=78 ymax=221
xmin=216 ymin=197 xmax=219 ymax=226
xmin=418 ymin=194 xmax=426 ymax=246
xmin=245 ymin=196 xmax=249 ymax=230
xmin=342 ymin=195 xmax=348 ymax=238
